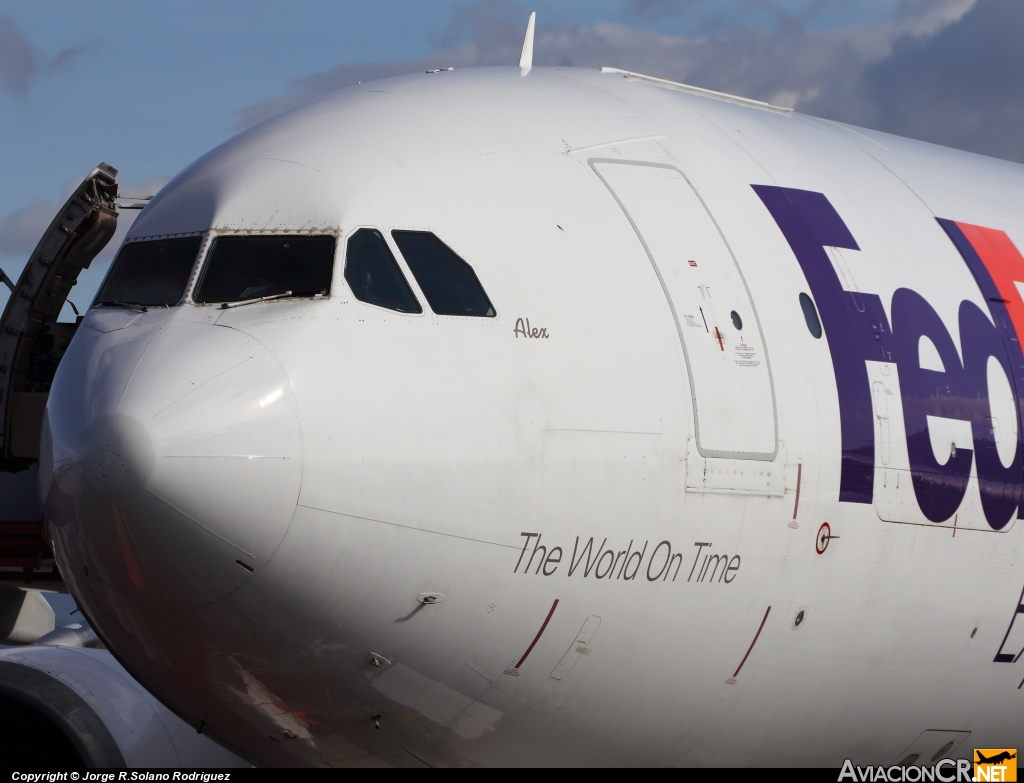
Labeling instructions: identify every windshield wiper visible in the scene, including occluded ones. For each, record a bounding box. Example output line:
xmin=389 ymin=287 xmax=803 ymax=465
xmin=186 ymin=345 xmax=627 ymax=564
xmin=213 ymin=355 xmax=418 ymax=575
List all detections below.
xmin=219 ymin=290 xmax=326 ymax=309
xmin=95 ymin=300 xmax=149 ymax=312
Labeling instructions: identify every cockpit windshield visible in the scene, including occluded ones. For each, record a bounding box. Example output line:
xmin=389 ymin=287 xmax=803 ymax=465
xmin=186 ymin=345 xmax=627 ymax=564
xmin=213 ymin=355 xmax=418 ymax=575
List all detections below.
xmin=193 ymin=235 xmax=335 ymax=304
xmin=94 ymin=236 xmax=202 ymax=308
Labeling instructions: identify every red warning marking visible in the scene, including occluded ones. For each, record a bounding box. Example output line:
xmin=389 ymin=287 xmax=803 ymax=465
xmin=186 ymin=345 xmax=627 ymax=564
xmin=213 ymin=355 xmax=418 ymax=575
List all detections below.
xmin=787 ymin=521 xmax=799 ymax=530
xmin=688 ymin=259 xmax=698 ymax=267
xmin=724 ymin=677 xmax=737 ymax=685
xmin=732 ymin=606 xmax=771 ymax=678
xmin=816 ymin=522 xmax=831 ymax=555
xmin=714 ymin=326 xmax=724 ymax=351
xmin=956 ymin=221 xmax=1024 ymax=350
xmin=514 ymin=598 xmax=559 ymax=670
xmin=792 ymin=462 xmax=803 ymax=520
xmin=111 ymin=505 xmax=145 ymax=589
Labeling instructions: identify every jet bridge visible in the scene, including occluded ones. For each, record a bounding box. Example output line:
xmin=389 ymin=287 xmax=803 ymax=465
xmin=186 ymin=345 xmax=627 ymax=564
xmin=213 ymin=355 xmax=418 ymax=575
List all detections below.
xmin=0 ymin=164 xmax=120 ymax=588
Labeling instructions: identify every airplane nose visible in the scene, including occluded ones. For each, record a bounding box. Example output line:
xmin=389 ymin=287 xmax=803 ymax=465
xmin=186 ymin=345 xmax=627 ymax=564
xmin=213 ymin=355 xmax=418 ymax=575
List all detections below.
xmin=41 ymin=319 xmax=302 ymax=610
xmin=79 ymin=414 xmax=155 ymax=500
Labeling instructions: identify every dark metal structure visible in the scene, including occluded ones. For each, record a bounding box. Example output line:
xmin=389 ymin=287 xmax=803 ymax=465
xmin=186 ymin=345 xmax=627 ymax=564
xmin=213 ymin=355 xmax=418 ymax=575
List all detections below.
xmin=0 ymin=164 xmax=120 ymax=585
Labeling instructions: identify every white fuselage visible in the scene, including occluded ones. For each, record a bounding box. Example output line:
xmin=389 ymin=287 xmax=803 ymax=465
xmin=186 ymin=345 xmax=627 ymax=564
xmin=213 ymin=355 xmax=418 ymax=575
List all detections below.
xmin=40 ymin=67 xmax=1024 ymax=766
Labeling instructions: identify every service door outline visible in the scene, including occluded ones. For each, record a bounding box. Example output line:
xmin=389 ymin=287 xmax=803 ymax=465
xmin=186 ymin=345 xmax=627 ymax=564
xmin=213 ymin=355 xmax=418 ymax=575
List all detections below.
xmin=592 ymin=159 xmax=778 ymax=461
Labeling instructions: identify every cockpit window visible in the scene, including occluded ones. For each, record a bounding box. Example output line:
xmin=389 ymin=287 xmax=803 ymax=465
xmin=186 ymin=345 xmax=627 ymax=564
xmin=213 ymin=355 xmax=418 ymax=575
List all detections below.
xmin=95 ymin=236 xmax=202 ymax=307
xmin=193 ymin=235 xmax=335 ymax=304
xmin=392 ymin=231 xmax=495 ymax=317
xmin=344 ymin=229 xmax=422 ymax=313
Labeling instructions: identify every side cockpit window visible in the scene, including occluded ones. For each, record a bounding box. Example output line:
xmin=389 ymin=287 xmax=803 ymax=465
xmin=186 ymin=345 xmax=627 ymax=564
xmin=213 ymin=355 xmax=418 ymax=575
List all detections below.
xmin=344 ymin=229 xmax=422 ymax=313
xmin=392 ymin=231 xmax=495 ymax=317
xmin=194 ymin=235 xmax=335 ymax=304
xmin=95 ymin=236 xmax=202 ymax=308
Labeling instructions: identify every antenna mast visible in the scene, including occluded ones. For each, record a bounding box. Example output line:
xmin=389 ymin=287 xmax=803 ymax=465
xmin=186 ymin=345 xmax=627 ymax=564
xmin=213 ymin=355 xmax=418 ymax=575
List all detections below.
xmin=520 ymin=12 xmax=536 ymax=76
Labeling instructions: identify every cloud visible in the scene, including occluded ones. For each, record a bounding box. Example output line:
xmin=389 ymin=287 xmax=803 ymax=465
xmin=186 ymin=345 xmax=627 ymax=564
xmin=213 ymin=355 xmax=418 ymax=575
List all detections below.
xmin=0 ymin=200 xmax=54 ymax=255
xmin=44 ymin=43 xmax=92 ymax=77
xmin=853 ymin=0 xmax=1024 ymax=161
xmin=0 ymin=174 xmax=170 ymax=257
xmin=235 ymin=3 xmax=530 ymax=128
xmin=238 ymin=0 xmax=1016 ymax=163
xmin=0 ymin=14 xmax=38 ymax=97
xmin=624 ymin=0 xmax=972 ymax=37
xmin=0 ymin=13 xmax=91 ymax=98
xmin=435 ymin=0 xmax=528 ymax=49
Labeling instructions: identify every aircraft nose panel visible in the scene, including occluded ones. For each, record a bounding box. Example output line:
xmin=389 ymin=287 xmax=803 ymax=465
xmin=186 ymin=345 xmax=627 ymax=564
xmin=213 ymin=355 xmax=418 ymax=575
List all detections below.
xmin=79 ymin=413 xmax=156 ymax=499
xmin=43 ymin=320 xmax=302 ymax=610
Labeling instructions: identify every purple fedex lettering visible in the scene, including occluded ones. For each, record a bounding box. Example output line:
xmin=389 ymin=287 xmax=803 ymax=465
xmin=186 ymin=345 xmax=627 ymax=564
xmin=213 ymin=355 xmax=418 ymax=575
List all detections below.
xmin=754 ymin=186 xmax=1023 ymax=529
xmin=958 ymin=300 xmax=1023 ymax=527
xmin=751 ymin=186 xmax=891 ymax=505
xmin=994 ymin=582 xmax=1024 ymax=662
xmin=939 ymin=219 xmax=1024 ymax=524
xmin=888 ymin=289 xmax=972 ymax=521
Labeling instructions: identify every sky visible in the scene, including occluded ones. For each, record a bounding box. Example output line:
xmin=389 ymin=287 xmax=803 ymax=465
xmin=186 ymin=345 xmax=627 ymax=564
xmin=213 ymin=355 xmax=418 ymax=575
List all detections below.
xmin=0 ymin=0 xmax=1022 ymax=320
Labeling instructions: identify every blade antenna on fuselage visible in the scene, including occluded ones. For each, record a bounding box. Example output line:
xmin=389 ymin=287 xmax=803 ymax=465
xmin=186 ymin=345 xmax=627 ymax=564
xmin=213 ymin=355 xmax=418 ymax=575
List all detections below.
xmin=520 ymin=11 xmax=536 ymax=76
